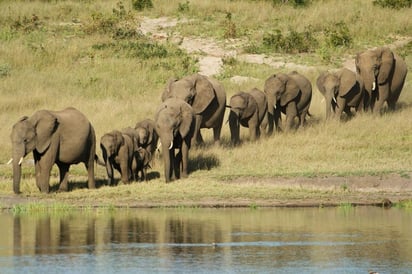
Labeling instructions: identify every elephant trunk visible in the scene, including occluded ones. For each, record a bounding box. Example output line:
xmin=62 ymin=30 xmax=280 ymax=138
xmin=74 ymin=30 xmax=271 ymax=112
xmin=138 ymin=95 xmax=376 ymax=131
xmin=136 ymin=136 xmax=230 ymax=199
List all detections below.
xmin=228 ymin=111 xmax=240 ymax=145
xmin=12 ymin=147 xmax=25 ymax=194
xmin=325 ymin=93 xmax=333 ymax=120
xmin=161 ymin=136 xmax=174 ymax=182
xmin=361 ymin=72 xmax=376 ymax=93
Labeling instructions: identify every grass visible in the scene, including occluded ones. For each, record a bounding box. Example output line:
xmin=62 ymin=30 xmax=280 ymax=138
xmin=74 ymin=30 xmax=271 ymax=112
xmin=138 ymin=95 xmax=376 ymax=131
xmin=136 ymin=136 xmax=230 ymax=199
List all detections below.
xmin=0 ymin=0 xmax=411 ymax=207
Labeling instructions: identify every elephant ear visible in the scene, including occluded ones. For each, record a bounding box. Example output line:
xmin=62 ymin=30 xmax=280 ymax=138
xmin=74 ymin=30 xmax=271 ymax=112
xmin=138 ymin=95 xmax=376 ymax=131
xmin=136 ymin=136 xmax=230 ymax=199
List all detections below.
xmin=145 ymin=121 xmax=155 ymax=145
xmin=280 ymin=76 xmax=299 ymax=107
xmin=338 ymin=68 xmax=356 ymax=97
xmin=112 ymin=130 xmax=124 ymax=150
xmin=316 ymin=71 xmax=328 ymax=96
xmin=179 ymin=102 xmax=194 ymax=138
xmin=31 ymin=110 xmax=58 ymax=154
xmin=191 ymin=74 xmax=215 ymax=114
xmin=377 ymin=47 xmax=394 ymax=85
xmin=243 ymin=93 xmax=257 ymax=119
xmin=162 ymin=78 xmax=178 ymax=102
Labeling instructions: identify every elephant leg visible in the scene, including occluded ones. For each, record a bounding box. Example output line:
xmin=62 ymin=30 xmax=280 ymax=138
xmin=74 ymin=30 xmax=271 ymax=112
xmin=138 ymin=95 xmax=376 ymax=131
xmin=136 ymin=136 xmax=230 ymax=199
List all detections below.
xmin=35 ymin=153 xmax=54 ymax=193
xmin=248 ymin=116 xmax=259 ymax=141
xmin=86 ymin=152 xmax=96 ymax=189
xmin=58 ymin=163 xmax=70 ymax=192
xmin=193 ymin=115 xmax=203 ymax=145
xmin=285 ymin=102 xmax=298 ymax=132
xmin=213 ymin=112 xmax=224 ymax=144
xmin=119 ymin=158 xmax=130 ymax=183
xmin=334 ymin=97 xmax=346 ymax=120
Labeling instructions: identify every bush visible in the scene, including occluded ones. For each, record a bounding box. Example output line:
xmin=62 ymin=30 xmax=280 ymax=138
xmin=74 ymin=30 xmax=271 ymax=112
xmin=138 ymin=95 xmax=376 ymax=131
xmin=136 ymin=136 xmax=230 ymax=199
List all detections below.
xmin=271 ymin=0 xmax=311 ymax=7
xmin=324 ymin=21 xmax=352 ymax=48
xmin=373 ymin=0 xmax=412 ymax=9
xmin=262 ymin=27 xmax=318 ymax=53
xmin=132 ymin=0 xmax=153 ymax=11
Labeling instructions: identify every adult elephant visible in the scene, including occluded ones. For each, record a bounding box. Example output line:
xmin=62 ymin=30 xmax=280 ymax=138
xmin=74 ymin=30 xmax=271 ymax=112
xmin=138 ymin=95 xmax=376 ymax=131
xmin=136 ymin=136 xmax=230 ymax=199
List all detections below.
xmin=134 ymin=118 xmax=158 ymax=164
xmin=155 ymin=98 xmax=194 ymax=183
xmin=228 ymin=88 xmax=268 ymax=145
xmin=264 ymin=71 xmax=312 ymax=132
xmin=10 ymin=107 xmax=96 ymax=194
xmin=355 ymin=47 xmax=408 ymax=114
xmin=161 ymin=73 xmax=226 ymax=145
xmin=316 ymin=68 xmax=364 ymax=120
xmin=100 ymin=130 xmax=135 ymax=186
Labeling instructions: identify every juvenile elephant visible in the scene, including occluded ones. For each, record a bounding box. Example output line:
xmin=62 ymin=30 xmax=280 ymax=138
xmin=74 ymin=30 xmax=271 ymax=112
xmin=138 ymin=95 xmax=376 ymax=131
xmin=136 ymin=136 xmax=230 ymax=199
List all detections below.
xmin=316 ymin=68 xmax=364 ymax=120
xmin=264 ymin=71 xmax=312 ymax=132
xmin=228 ymin=88 xmax=268 ymax=145
xmin=10 ymin=107 xmax=96 ymax=194
xmin=134 ymin=147 xmax=151 ymax=181
xmin=134 ymin=118 xmax=158 ymax=165
xmin=162 ymin=73 xmax=226 ymax=145
xmin=100 ymin=130 xmax=135 ymax=186
xmin=155 ymin=98 xmax=194 ymax=183
xmin=355 ymin=47 xmax=408 ymax=114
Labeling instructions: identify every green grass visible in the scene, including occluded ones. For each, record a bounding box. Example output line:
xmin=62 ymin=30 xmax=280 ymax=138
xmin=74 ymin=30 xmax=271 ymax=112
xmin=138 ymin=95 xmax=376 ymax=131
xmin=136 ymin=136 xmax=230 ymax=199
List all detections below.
xmin=0 ymin=0 xmax=411 ymax=206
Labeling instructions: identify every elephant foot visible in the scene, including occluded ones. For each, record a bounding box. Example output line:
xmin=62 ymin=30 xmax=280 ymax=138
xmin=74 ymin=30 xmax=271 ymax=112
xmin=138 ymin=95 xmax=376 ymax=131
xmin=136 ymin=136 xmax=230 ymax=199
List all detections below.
xmin=58 ymin=184 xmax=68 ymax=192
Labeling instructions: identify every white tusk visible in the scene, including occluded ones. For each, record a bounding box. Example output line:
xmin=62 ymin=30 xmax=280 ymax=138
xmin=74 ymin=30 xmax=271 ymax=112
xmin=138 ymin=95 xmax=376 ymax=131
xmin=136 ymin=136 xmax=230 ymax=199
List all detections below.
xmin=332 ymin=96 xmax=337 ymax=104
xmin=18 ymin=157 xmax=24 ymax=165
xmin=168 ymin=141 xmax=173 ymax=150
xmin=372 ymin=81 xmax=376 ymax=91
xmin=7 ymin=158 xmax=13 ymax=165
xmin=321 ymin=98 xmax=325 ymax=103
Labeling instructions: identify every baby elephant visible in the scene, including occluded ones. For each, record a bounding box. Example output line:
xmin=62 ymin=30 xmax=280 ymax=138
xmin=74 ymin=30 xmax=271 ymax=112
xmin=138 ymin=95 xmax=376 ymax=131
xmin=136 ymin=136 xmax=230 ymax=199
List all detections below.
xmin=228 ymin=88 xmax=268 ymax=145
xmin=134 ymin=147 xmax=151 ymax=181
xmin=316 ymin=68 xmax=364 ymax=120
xmin=100 ymin=130 xmax=135 ymax=186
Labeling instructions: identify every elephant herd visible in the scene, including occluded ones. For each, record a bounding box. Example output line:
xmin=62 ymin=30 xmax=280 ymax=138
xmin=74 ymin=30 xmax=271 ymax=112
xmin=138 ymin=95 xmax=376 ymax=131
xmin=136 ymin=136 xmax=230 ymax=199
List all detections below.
xmin=9 ymin=47 xmax=408 ymax=193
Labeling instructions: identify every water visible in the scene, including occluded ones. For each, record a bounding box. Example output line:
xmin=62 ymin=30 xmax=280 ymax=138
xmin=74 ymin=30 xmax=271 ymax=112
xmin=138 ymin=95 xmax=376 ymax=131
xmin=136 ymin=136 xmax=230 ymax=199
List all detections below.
xmin=0 ymin=207 xmax=411 ymax=273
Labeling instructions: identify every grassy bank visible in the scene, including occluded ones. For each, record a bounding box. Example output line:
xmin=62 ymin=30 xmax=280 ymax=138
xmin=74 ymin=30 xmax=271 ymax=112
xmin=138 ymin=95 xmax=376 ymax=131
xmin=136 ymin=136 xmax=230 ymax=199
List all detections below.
xmin=0 ymin=0 xmax=411 ymax=206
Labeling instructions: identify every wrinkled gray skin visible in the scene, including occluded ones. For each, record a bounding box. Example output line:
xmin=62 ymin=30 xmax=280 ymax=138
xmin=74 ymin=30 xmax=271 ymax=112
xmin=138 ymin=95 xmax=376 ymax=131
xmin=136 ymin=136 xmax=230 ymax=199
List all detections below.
xmin=100 ymin=130 xmax=135 ymax=186
xmin=10 ymin=107 xmax=96 ymax=194
xmin=316 ymin=68 xmax=364 ymax=120
xmin=155 ymin=98 xmax=194 ymax=183
xmin=135 ymin=147 xmax=151 ymax=181
xmin=264 ymin=71 xmax=312 ymax=132
xmin=228 ymin=88 xmax=268 ymax=145
xmin=134 ymin=119 xmax=158 ymax=165
xmin=162 ymin=73 xmax=226 ymax=145
xmin=356 ymin=47 xmax=407 ymax=114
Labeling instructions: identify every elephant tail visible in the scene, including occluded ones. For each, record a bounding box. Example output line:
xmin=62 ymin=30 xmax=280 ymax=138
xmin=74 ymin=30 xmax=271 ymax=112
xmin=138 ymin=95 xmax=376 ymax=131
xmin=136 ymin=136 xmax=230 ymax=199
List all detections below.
xmin=94 ymin=155 xmax=105 ymax=166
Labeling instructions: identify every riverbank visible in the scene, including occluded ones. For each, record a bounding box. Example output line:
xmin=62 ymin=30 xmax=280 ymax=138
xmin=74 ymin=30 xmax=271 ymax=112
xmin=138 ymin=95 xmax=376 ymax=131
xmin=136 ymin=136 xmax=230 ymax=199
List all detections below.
xmin=1 ymin=173 xmax=411 ymax=210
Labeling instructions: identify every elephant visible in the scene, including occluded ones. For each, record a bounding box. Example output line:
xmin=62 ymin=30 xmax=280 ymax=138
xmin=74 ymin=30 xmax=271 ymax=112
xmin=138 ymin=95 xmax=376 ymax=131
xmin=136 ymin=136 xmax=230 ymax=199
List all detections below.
xmin=154 ymin=98 xmax=194 ymax=183
xmin=355 ymin=47 xmax=408 ymax=114
xmin=134 ymin=118 xmax=158 ymax=165
xmin=10 ymin=107 xmax=96 ymax=194
xmin=228 ymin=88 xmax=268 ymax=145
xmin=161 ymin=73 xmax=226 ymax=145
xmin=100 ymin=130 xmax=135 ymax=186
xmin=134 ymin=147 xmax=151 ymax=181
xmin=264 ymin=71 xmax=312 ymax=132
xmin=316 ymin=68 xmax=364 ymax=120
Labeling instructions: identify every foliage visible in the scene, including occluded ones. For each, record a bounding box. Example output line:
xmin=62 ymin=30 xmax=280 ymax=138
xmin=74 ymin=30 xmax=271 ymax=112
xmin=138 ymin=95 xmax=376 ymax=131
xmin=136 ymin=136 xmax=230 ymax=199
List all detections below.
xmin=178 ymin=1 xmax=191 ymax=12
xmin=132 ymin=0 xmax=153 ymax=11
xmin=260 ymin=27 xmax=318 ymax=53
xmin=373 ymin=0 xmax=412 ymax=9
xmin=271 ymin=0 xmax=311 ymax=7
xmin=0 ymin=64 xmax=11 ymax=77
xmin=223 ymin=12 xmax=237 ymax=39
xmin=324 ymin=21 xmax=352 ymax=48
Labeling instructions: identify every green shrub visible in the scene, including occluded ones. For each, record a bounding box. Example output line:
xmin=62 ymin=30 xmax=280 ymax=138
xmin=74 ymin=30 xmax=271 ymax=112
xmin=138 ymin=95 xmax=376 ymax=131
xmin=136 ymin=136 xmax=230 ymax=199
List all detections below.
xmin=271 ymin=0 xmax=311 ymax=7
xmin=373 ymin=0 xmax=412 ymax=9
xmin=132 ymin=0 xmax=153 ymax=11
xmin=262 ymin=27 xmax=318 ymax=53
xmin=178 ymin=1 xmax=190 ymax=12
xmin=0 ymin=64 xmax=11 ymax=77
xmin=223 ymin=12 xmax=237 ymax=39
xmin=324 ymin=21 xmax=352 ymax=48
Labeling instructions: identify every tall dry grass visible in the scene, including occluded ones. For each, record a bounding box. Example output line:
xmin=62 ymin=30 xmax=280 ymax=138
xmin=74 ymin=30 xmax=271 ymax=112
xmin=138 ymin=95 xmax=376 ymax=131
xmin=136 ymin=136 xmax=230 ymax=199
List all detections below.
xmin=0 ymin=0 xmax=411 ymax=197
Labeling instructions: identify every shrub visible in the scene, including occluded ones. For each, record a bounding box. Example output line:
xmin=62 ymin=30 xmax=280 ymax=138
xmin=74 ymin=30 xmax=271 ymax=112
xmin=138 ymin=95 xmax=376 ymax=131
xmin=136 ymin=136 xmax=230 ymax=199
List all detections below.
xmin=271 ymin=0 xmax=311 ymax=7
xmin=324 ymin=21 xmax=352 ymax=48
xmin=223 ymin=12 xmax=237 ymax=39
xmin=132 ymin=0 xmax=153 ymax=11
xmin=178 ymin=1 xmax=190 ymax=12
xmin=373 ymin=0 xmax=412 ymax=9
xmin=262 ymin=27 xmax=318 ymax=53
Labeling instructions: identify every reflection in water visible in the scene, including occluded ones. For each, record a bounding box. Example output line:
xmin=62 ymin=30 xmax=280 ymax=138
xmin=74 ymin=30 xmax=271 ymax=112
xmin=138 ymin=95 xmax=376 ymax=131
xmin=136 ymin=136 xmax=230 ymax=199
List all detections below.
xmin=0 ymin=207 xmax=411 ymax=273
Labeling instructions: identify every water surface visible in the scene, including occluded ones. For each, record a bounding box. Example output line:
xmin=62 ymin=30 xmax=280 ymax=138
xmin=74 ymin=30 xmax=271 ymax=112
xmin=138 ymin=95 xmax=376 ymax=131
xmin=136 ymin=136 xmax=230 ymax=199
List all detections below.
xmin=0 ymin=207 xmax=411 ymax=273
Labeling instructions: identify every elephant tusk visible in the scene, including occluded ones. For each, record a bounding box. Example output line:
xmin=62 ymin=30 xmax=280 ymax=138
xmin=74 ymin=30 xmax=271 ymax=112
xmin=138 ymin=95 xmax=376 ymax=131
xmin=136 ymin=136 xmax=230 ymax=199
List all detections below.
xmin=7 ymin=158 xmax=13 ymax=165
xmin=320 ymin=98 xmax=325 ymax=103
xmin=332 ymin=96 xmax=337 ymax=104
xmin=372 ymin=81 xmax=376 ymax=91
xmin=168 ymin=141 xmax=173 ymax=150
xmin=18 ymin=157 xmax=24 ymax=165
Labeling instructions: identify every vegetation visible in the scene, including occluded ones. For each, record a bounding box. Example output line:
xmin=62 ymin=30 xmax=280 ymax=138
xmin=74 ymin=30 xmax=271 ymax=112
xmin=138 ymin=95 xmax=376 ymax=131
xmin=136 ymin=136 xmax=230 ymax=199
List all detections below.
xmin=0 ymin=0 xmax=411 ymax=207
